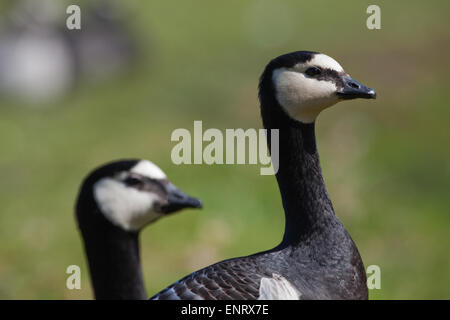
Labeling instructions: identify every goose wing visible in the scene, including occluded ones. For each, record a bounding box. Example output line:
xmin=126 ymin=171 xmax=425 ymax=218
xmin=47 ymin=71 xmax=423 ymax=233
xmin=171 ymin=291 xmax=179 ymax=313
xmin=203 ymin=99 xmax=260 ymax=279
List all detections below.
xmin=150 ymin=258 xmax=302 ymax=300
xmin=150 ymin=259 xmax=265 ymax=300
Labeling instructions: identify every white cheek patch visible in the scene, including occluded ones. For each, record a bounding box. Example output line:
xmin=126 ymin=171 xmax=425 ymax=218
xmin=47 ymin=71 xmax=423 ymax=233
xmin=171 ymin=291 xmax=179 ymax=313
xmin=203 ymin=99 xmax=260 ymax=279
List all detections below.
xmin=258 ymin=273 xmax=301 ymax=300
xmin=309 ymin=54 xmax=344 ymax=72
xmin=131 ymin=160 xmax=167 ymax=180
xmin=273 ymin=68 xmax=339 ymax=123
xmin=93 ymin=177 xmax=162 ymax=231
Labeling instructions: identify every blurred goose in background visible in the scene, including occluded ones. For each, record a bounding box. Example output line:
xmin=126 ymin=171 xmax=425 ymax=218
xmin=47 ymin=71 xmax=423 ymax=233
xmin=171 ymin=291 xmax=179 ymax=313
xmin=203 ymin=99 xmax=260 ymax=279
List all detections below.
xmin=0 ymin=0 xmax=138 ymax=104
xmin=151 ymin=51 xmax=376 ymax=300
xmin=75 ymin=159 xmax=202 ymax=300
xmin=64 ymin=0 xmax=139 ymax=83
xmin=0 ymin=0 xmax=73 ymax=103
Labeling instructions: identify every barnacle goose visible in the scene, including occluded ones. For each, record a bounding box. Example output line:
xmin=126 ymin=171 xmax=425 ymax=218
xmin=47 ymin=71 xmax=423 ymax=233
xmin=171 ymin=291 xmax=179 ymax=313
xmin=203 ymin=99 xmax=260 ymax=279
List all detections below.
xmin=151 ymin=51 xmax=376 ymax=300
xmin=75 ymin=159 xmax=202 ymax=299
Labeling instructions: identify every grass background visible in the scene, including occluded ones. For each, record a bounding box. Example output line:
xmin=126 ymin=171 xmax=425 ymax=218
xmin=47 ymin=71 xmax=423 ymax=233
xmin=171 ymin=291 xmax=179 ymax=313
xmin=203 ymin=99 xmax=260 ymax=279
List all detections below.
xmin=0 ymin=0 xmax=449 ymax=299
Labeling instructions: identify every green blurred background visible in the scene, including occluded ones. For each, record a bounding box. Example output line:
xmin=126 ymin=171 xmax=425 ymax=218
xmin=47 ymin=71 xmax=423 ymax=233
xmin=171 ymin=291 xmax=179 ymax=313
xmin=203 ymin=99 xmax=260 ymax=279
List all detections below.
xmin=0 ymin=0 xmax=449 ymax=299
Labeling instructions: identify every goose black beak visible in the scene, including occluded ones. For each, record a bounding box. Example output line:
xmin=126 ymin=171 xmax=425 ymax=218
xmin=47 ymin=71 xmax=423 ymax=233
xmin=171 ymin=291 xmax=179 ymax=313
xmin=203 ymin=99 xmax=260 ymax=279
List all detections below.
xmin=337 ymin=75 xmax=376 ymax=100
xmin=159 ymin=183 xmax=202 ymax=214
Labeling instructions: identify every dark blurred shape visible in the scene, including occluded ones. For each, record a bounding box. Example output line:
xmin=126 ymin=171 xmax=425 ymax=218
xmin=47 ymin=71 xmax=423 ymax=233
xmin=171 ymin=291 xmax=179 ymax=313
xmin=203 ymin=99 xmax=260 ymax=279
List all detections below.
xmin=0 ymin=0 xmax=139 ymax=105
xmin=65 ymin=0 xmax=139 ymax=84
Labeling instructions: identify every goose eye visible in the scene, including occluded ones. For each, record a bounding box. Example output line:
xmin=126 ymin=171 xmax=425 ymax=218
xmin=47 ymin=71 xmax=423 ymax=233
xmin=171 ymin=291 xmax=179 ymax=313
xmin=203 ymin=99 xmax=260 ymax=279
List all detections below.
xmin=305 ymin=67 xmax=322 ymax=77
xmin=124 ymin=177 xmax=143 ymax=187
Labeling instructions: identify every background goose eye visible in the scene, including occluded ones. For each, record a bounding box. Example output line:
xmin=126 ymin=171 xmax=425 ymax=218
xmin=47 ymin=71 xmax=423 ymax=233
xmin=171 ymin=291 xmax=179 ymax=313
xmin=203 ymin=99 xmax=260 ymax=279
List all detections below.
xmin=124 ymin=176 xmax=143 ymax=187
xmin=305 ymin=67 xmax=322 ymax=77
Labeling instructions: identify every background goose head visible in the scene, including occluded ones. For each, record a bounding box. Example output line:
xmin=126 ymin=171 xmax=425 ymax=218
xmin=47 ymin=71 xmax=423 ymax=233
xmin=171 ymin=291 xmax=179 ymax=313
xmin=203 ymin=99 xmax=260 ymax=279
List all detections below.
xmin=76 ymin=159 xmax=202 ymax=299
xmin=259 ymin=51 xmax=376 ymax=124
xmin=77 ymin=159 xmax=202 ymax=233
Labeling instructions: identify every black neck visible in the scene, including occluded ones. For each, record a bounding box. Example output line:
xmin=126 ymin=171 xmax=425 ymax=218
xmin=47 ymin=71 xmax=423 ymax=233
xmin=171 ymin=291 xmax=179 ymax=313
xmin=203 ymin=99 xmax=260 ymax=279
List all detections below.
xmin=76 ymin=197 xmax=147 ymax=300
xmin=261 ymin=99 xmax=337 ymax=245
xmin=260 ymin=98 xmax=368 ymax=299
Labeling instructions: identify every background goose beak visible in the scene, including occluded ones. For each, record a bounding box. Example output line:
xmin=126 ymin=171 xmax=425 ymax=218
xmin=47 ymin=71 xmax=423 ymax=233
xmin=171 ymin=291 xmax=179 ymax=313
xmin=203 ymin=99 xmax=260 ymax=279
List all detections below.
xmin=337 ymin=75 xmax=376 ymax=100
xmin=160 ymin=183 xmax=202 ymax=214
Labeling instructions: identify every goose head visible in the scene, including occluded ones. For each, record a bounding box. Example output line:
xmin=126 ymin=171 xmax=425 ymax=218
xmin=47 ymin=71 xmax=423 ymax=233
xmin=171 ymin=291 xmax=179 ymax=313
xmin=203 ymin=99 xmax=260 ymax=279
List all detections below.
xmin=259 ymin=51 xmax=376 ymax=123
xmin=77 ymin=159 xmax=202 ymax=232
